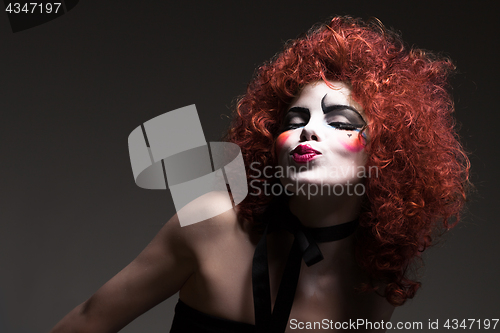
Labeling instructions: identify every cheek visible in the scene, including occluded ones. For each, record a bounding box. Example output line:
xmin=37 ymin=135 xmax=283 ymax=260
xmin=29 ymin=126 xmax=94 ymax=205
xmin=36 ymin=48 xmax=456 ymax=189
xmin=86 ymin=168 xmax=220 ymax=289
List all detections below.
xmin=339 ymin=132 xmax=366 ymax=153
xmin=275 ymin=131 xmax=293 ymax=155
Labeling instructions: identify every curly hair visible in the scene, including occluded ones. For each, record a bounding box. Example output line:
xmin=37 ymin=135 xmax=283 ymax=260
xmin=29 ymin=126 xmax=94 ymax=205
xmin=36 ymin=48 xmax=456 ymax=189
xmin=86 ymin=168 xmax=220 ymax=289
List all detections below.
xmin=224 ymin=16 xmax=470 ymax=306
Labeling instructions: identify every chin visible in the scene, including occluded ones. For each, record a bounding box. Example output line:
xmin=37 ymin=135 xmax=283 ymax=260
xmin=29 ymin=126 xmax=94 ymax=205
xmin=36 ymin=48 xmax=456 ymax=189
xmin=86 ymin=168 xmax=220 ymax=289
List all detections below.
xmin=281 ymin=176 xmax=367 ymax=198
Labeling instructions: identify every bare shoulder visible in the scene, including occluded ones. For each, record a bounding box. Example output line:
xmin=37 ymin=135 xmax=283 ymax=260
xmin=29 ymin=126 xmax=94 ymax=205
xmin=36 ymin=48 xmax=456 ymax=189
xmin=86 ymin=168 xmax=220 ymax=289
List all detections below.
xmin=164 ymin=191 xmax=253 ymax=258
xmin=49 ymin=194 xmax=245 ymax=333
xmin=176 ymin=192 xmax=258 ymax=314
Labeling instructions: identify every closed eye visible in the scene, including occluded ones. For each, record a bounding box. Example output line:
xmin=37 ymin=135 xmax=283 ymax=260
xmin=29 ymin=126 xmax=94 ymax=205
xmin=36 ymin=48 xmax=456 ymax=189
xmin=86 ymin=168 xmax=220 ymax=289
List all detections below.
xmin=284 ymin=123 xmax=307 ymax=130
xmin=328 ymin=122 xmax=362 ymax=131
xmin=281 ymin=107 xmax=310 ymax=132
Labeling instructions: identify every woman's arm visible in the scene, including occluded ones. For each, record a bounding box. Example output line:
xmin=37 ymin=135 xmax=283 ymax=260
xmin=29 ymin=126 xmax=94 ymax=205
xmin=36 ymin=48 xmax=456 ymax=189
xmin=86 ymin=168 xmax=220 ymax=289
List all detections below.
xmin=49 ymin=212 xmax=196 ymax=333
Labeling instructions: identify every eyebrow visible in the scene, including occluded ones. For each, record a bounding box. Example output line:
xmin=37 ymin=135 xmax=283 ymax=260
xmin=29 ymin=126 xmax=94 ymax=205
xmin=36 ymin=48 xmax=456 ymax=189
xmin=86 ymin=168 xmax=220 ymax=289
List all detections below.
xmin=286 ymin=105 xmax=365 ymax=122
xmin=286 ymin=106 xmax=310 ymax=115
xmin=287 ymin=97 xmax=367 ymax=125
xmin=321 ymin=94 xmax=366 ymax=123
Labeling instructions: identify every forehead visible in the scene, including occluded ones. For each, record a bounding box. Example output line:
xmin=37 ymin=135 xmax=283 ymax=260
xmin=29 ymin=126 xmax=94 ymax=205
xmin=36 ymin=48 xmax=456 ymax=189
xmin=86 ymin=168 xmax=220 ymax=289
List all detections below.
xmin=289 ymin=81 xmax=364 ymax=114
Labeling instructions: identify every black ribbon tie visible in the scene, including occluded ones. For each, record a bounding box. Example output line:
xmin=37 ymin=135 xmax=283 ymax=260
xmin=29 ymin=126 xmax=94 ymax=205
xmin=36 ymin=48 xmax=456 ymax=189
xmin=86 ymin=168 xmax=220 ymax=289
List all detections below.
xmin=251 ymin=198 xmax=358 ymax=332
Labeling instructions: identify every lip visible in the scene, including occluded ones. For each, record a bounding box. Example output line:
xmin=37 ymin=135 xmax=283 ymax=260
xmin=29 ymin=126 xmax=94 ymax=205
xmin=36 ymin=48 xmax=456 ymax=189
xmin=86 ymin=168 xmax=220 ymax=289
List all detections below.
xmin=291 ymin=144 xmax=321 ymax=163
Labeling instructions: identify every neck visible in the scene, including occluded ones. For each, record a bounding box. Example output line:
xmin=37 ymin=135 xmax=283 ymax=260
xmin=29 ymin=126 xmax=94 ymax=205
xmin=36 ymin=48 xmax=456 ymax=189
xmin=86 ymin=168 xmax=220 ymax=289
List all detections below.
xmin=287 ymin=190 xmax=363 ymax=228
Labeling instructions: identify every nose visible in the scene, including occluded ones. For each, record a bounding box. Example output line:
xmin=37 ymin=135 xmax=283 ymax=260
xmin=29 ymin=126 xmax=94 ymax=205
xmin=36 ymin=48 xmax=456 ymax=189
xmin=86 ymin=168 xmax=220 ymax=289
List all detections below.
xmin=299 ymin=119 xmax=322 ymax=142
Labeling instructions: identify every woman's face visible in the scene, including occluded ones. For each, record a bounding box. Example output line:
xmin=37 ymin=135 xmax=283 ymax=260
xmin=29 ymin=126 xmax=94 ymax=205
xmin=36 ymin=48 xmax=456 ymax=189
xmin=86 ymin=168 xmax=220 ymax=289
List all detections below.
xmin=275 ymin=81 xmax=368 ymax=195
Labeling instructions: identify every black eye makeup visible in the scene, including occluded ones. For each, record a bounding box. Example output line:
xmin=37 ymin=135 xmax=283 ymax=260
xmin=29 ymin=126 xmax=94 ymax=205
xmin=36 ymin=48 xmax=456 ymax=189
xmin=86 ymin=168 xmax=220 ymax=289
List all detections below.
xmin=321 ymin=94 xmax=366 ymax=130
xmin=280 ymin=96 xmax=366 ymax=132
xmin=324 ymin=110 xmax=365 ymax=130
xmin=281 ymin=107 xmax=310 ymax=131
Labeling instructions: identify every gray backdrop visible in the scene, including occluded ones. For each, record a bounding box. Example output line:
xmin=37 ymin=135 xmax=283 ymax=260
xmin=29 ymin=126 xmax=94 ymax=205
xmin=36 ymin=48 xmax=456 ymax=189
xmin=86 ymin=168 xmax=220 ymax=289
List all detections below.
xmin=1 ymin=1 xmax=498 ymax=332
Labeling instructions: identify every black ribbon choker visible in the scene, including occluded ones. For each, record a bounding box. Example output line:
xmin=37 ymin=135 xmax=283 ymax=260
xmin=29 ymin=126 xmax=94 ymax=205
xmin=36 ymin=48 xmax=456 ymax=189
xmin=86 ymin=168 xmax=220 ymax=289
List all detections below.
xmin=251 ymin=198 xmax=358 ymax=333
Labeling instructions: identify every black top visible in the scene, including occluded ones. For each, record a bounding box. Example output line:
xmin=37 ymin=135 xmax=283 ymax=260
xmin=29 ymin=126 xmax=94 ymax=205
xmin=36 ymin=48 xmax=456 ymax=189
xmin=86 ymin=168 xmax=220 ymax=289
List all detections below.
xmin=170 ymin=299 xmax=255 ymax=333
xmin=170 ymin=196 xmax=358 ymax=333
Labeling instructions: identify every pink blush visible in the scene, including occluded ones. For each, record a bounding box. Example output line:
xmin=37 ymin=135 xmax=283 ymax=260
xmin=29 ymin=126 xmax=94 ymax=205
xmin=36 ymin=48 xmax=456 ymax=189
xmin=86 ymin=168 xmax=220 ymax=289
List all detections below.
xmin=276 ymin=131 xmax=292 ymax=155
xmin=340 ymin=133 xmax=365 ymax=153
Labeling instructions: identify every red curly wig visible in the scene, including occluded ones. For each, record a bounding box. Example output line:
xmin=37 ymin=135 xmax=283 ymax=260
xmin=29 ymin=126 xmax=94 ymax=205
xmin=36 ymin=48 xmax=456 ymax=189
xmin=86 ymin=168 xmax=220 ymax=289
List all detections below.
xmin=224 ymin=16 xmax=470 ymax=306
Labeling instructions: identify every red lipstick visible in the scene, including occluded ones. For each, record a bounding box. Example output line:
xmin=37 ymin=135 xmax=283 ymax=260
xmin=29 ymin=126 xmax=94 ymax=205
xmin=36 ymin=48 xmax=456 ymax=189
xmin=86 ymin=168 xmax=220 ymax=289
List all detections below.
xmin=291 ymin=144 xmax=321 ymax=163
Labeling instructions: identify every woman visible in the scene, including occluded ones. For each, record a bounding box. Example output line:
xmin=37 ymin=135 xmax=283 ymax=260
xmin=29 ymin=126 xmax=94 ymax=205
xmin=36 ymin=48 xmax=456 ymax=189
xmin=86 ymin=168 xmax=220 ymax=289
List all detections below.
xmin=50 ymin=16 xmax=469 ymax=332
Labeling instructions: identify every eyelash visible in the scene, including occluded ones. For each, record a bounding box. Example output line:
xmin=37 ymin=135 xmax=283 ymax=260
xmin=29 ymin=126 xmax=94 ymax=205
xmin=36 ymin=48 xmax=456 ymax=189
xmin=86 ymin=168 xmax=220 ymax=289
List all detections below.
xmin=285 ymin=123 xmax=306 ymax=130
xmin=327 ymin=122 xmax=362 ymax=131
xmin=284 ymin=122 xmax=361 ymax=131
